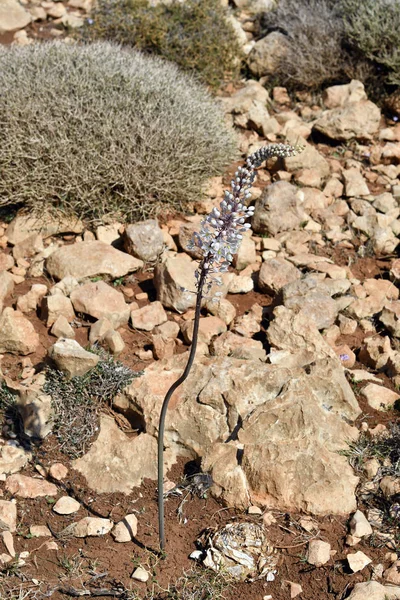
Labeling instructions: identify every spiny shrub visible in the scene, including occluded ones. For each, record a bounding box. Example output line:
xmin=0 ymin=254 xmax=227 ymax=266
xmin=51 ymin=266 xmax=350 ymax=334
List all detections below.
xmin=339 ymin=0 xmax=400 ymax=88
xmin=255 ymin=0 xmax=398 ymax=96
xmin=79 ymin=0 xmax=242 ymax=90
xmin=43 ymin=352 xmax=142 ymax=458
xmin=0 ymin=42 xmax=237 ymax=222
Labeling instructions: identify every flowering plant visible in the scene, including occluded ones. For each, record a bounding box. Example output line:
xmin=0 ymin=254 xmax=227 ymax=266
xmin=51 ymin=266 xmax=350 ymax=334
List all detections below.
xmin=157 ymin=143 xmax=302 ymax=552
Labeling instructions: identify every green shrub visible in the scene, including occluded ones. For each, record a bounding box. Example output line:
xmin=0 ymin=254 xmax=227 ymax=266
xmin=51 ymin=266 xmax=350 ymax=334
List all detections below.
xmin=339 ymin=0 xmax=400 ymax=87
xmin=255 ymin=0 xmax=398 ymax=95
xmin=79 ymin=0 xmax=242 ymax=90
xmin=0 ymin=42 xmax=237 ymax=222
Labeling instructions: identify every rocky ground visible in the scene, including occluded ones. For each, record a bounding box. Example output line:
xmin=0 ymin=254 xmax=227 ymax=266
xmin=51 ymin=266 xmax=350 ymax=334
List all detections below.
xmin=0 ymin=3 xmax=400 ymax=600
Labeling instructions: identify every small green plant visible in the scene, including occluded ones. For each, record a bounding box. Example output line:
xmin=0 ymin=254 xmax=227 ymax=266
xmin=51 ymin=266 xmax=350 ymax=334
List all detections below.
xmin=79 ymin=0 xmax=242 ymax=90
xmin=43 ymin=351 xmax=142 ymax=458
xmin=0 ymin=41 xmax=237 ymax=223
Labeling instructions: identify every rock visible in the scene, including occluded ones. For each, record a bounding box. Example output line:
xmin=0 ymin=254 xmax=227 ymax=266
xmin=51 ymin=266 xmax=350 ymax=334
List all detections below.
xmin=16 ymin=284 xmax=47 ymax=313
xmin=0 ymin=0 xmax=31 ymax=33
xmin=131 ymin=567 xmax=149 ymax=582
xmin=0 ymin=500 xmax=17 ymax=532
xmin=282 ymin=278 xmax=339 ymax=330
xmin=0 ymin=445 xmax=30 ymax=476
xmin=5 ymin=475 xmax=57 ymax=498
xmin=104 ymin=330 xmax=125 ymax=355
xmin=380 ymin=303 xmax=400 ymax=338
xmin=154 ymin=320 xmax=180 ymax=340
xmin=228 ymin=273 xmax=254 ymax=294
xmin=0 ymin=308 xmax=39 ymax=355
xmin=258 ymin=258 xmax=301 ymax=294
xmin=154 ymin=253 xmax=198 ymax=313
xmin=349 ymin=510 xmax=373 ymax=538
xmin=16 ymin=387 xmax=53 ymax=439
xmin=211 ymin=331 xmax=267 ymax=361
xmin=51 ymin=315 xmax=75 ymax=339
xmin=130 ymin=301 xmax=168 ymax=331
xmin=70 ymin=517 xmax=113 ymax=538
xmin=380 ymin=476 xmax=400 ymax=498
xmin=307 ymin=540 xmax=331 ymax=566
xmin=358 ymin=335 xmax=393 ymax=370
xmin=89 ymin=318 xmax=113 ymax=344
xmin=152 ymin=333 xmax=175 ymax=360
xmin=7 ymin=214 xmax=84 ymax=245
xmin=123 ymin=220 xmax=164 ymax=263
xmin=0 ymin=271 xmax=14 ymax=304
xmin=46 ymin=241 xmax=142 ymax=281
xmin=180 ymin=316 xmax=227 ymax=345
xmin=53 ymin=496 xmax=80 ymax=515
xmin=12 ymin=233 xmax=44 ymax=261
xmin=70 ymin=281 xmax=130 ymax=329
xmin=206 ymin=298 xmax=236 ymax=326
xmin=347 ymin=551 xmax=372 ymax=573
xmin=360 ymin=384 xmax=400 ymax=411
xmin=95 ymin=223 xmax=122 ymax=245
xmin=41 ymin=295 xmax=75 ymax=327
xmin=111 ymin=514 xmax=138 ymax=542
xmin=322 ymin=80 xmax=367 ymax=109
xmin=267 ymin=305 xmax=338 ymax=361
xmin=347 ymin=581 xmax=389 ymax=600
xmin=30 ymin=525 xmax=51 ymax=537
xmin=0 ymin=253 xmax=14 ymax=271
xmin=247 ymin=32 xmax=288 ymax=77
xmin=48 ymin=339 xmax=100 ymax=378
xmin=72 ymin=416 xmax=157 ymax=493
xmin=284 ymin=132 xmax=330 ymax=179
xmin=232 ymin=306 xmax=262 ymax=338
xmin=221 ymin=80 xmax=269 ymax=116
xmin=384 ymin=562 xmax=400 ymax=585
xmin=49 ymin=463 xmax=68 ymax=481
xmin=313 ymin=101 xmax=381 ymax=141
xmin=252 ymin=182 xmax=308 ymax=235
xmin=49 ymin=276 xmax=80 ymax=298
xmin=287 ymin=581 xmax=303 ymax=599
xmin=233 ymin=237 xmax=257 ymax=271
xmin=177 ymin=222 xmax=202 ymax=259
xmin=343 ymin=168 xmax=370 ymax=197
xmin=248 ymin=505 xmax=262 ymax=515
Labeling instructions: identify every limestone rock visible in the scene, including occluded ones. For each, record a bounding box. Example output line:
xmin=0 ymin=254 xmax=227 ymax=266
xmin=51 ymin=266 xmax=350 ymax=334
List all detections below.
xmin=347 ymin=551 xmax=372 ymax=573
xmin=53 ymin=496 xmax=80 ymax=515
xmin=0 ymin=0 xmax=31 ymax=33
xmin=154 ymin=253 xmax=198 ymax=313
xmin=89 ymin=318 xmax=113 ymax=344
xmin=130 ymin=301 xmax=168 ymax=331
xmin=12 ymin=233 xmax=44 ymax=261
xmin=180 ymin=316 xmax=227 ymax=345
xmin=104 ymin=330 xmax=125 ymax=355
xmin=313 ymin=101 xmax=381 ymax=141
xmin=16 ymin=388 xmax=53 ymax=439
xmin=7 ymin=214 xmax=83 ymax=245
xmin=0 ymin=444 xmax=30 ymax=476
xmin=41 ymin=295 xmax=75 ymax=327
xmin=322 ymin=80 xmax=367 ymax=109
xmin=0 ymin=308 xmax=39 ymax=355
xmin=221 ymin=80 xmax=269 ymax=116
xmin=0 ymin=253 xmax=14 ymax=272
xmin=307 ymin=540 xmax=331 ymax=566
xmin=73 ymin=416 xmax=157 ymax=493
xmin=131 ymin=567 xmax=149 ymax=582
xmin=0 ymin=271 xmax=14 ymax=304
xmin=71 ymin=517 xmax=113 ymax=538
xmin=70 ymin=281 xmax=130 ymax=329
xmin=30 ymin=525 xmax=51 ymax=537
xmin=123 ymin=220 xmax=164 ymax=263
xmin=284 ymin=132 xmax=330 ymax=179
xmin=0 ymin=500 xmax=17 ymax=532
xmin=343 ymin=168 xmax=370 ymax=197
xmin=206 ymin=298 xmax=236 ymax=326
xmin=16 ymin=284 xmax=48 ymax=314
xmin=380 ymin=303 xmax=400 ymax=338
xmin=247 ymin=32 xmax=288 ymax=77
xmin=233 ymin=236 xmax=257 ymax=271
xmin=211 ymin=331 xmax=267 ymax=361
xmin=48 ymin=338 xmax=100 ymax=378
xmin=349 ymin=510 xmax=373 ymax=538
xmin=51 ymin=315 xmax=75 ymax=339
xmin=5 ymin=474 xmax=57 ymax=498
xmin=258 ymin=258 xmax=301 ymax=294
xmin=49 ymin=463 xmax=68 ymax=480
xmin=111 ymin=514 xmax=138 ymax=542
xmin=46 ymin=241 xmax=142 ymax=281
xmin=252 ymin=181 xmax=308 ymax=235
xmin=360 ymin=384 xmax=400 ymax=411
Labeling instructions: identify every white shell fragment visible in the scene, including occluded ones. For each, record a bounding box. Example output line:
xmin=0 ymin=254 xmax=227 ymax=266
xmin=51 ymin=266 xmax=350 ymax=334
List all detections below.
xmin=199 ymin=521 xmax=278 ymax=581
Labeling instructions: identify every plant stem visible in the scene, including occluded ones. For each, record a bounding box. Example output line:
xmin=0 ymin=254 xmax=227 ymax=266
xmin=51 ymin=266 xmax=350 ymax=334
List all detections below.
xmin=157 ymin=268 xmax=207 ymax=553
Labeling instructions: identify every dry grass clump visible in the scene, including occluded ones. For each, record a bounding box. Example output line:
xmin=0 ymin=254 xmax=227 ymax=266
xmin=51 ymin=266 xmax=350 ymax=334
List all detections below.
xmin=43 ymin=352 xmax=141 ymax=458
xmin=256 ymin=0 xmax=399 ymax=97
xmin=0 ymin=41 xmax=237 ymax=223
xmin=79 ymin=0 xmax=242 ymax=90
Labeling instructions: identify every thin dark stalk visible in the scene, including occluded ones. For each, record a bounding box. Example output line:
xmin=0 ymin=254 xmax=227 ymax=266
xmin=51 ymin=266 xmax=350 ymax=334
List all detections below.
xmin=157 ymin=268 xmax=207 ymax=553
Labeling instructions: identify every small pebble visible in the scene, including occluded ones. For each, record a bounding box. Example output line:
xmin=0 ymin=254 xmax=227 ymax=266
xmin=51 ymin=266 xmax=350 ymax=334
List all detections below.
xmin=131 ymin=567 xmax=149 ymax=582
